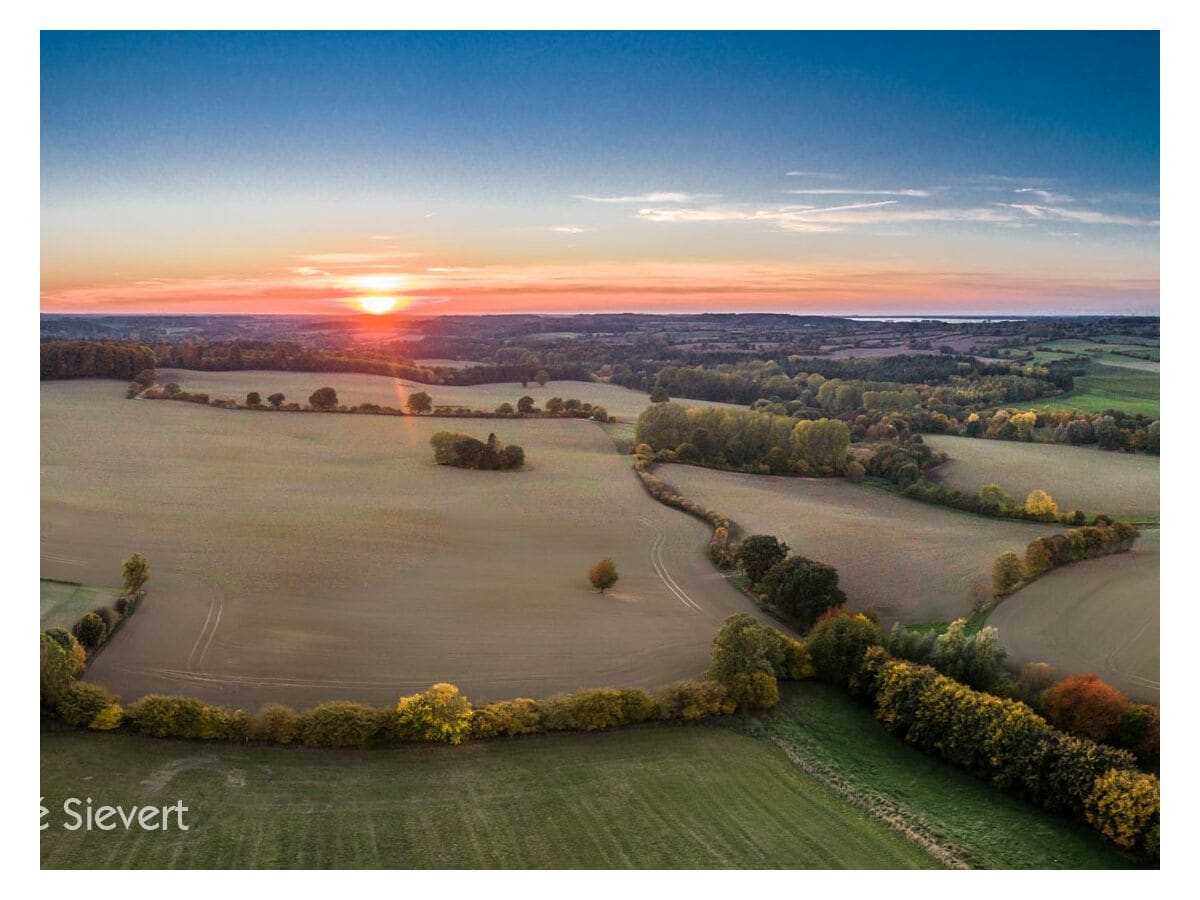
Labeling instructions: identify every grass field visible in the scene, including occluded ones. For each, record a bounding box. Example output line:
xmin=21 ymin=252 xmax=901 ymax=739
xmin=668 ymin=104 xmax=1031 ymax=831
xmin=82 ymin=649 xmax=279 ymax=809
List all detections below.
xmin=40 ymin=580 xmax=121 ymax=630
xmin=42 ymin=380 xmax=770 ymax=710
xmin=988 ymin=529 xmax=1159 ymax=702
xmin=154 ymin=368 xmax=740 ymax=423
xmin=657 ymin=465 xmax=1058 ymax=624
xmin=923 ymin=435 xmax=1159 ymax=518
xmin=39 ymin=723 xmax=934 ymax=869
xmin=1005 ymin=362 xmax=1159 ymax=418
xmin=726 ymin=683 xmax=1135 ymax=869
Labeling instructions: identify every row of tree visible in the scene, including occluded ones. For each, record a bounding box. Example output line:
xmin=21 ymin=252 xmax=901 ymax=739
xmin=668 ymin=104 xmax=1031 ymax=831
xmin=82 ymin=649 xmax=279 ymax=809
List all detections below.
xmin=991 ymin=522 xmax=1139 ymax=597
xmin=635 ymin=402 xmax=851 ymax=475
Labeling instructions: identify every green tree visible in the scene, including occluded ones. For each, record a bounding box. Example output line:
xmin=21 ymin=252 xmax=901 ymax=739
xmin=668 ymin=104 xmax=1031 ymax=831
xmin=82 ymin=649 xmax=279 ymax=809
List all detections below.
xmin=733 ymin=534 xmax=790 ymax=586
xmin=495 ymin=402 xmax=515 ymax=415
xmin=758 ymin=556 xmax=847 ymax=630
xmin=546 ymin=397 xmax=565 ymax=415
xmin=588 ymin=558 xmax=619 ymax=593
xmin=407 ymin=391 xmax=433 ymax=414
xmin=979 ymin=484 xmax=1014 ymax=515
xmin=72 ymin=612 xmax=107 ymax=650
xmin=309 ymin=387 xmax=339 ymax=410
xmin=267 ymin=392 xmax=285 ymax=408
xmin=707 ymin=613 xmax=787 ymax=682
xmin=123 ymin=552 xmax=150 ymax=594
xmin=517 ymin=395 xmax=536 ymax=414
xmin=246 ymin=392 xmax=262 ymax=406
xmin=649 ymin=387 xmax=669 ymax=403
xmin=992 ymin=551 xmax=1024 ymax=596
xmin=792 ymin=418 xmax=851 ymax=471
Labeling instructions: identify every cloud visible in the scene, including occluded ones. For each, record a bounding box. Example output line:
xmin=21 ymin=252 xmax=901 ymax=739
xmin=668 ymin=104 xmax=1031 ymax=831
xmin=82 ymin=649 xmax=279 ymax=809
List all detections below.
xmin=786 ymin=188 xmax=932 ymax=197
xmin=1002 ymin=204 xmax=1159 ymax=227
xmin=635 ymin=201 xmax=1025 ymax=232
xmin=549 ymin=225 xmax=591 ymax=234
xmin=573 ymin=191 xmax=718 ymax=204
xmin=785 ymin=170 xmax=841 ymax=178
xmin=1014 ymin=188 xmax=1074 ymax=203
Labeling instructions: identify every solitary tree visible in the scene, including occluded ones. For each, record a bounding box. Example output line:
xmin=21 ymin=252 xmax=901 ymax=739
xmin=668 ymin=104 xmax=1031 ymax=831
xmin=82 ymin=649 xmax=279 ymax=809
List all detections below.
xmin=588 ymin=558 xmax=619 ymax=593
xmin=407 ymin=391 xmax=433 ymax=415
xmin=246 ymin=392 xmax=262 ymax=407
xmin=495 ymin=402 xmax=515 ymax=415
xmin=309 ymin=387 xmax=339 ymax=410
xmin=535 ymin=369 xmax=550 ymax=387
xmin=267 ymin=392 xmax=286 ymax=408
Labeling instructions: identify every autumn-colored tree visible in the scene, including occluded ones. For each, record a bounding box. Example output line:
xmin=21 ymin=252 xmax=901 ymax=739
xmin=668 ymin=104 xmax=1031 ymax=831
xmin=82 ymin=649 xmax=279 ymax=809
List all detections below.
xmin=588 ymin=558 xmax=619 ymax=593
xmin=1043 ymin=673 xmax=1130 ymax=743
xmin=394 ymin=683 xmax=474 ymax=744
xmin=407 ymin=391 xmax=432 ymax=414
xmin=991 ymin=551 xmax=1024 ymax=596
xmin=1025 ymin=489 xmax=1059 ymax=519
xmin=123 ymin=552 xmax=150 ymax=594
xmin=1085 ymin=768 xmax=1159 ymax=855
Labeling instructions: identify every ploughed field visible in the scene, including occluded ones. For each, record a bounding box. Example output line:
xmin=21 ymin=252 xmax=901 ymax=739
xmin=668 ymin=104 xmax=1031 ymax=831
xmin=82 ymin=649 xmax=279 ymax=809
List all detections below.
xmin=988 ymin=529 xmax=1160 ymax=703
xmin=923 ymin=435 xmax=1160 ymax=519
xmin=659 ymin=465 xmax=1058 ymax=624
xmin=42 ymin=381 xmax=769 ymax=709
xmin=40 ymin=682 xmax=1132 ymax=869
xmin=153 ymin=368 xmax=740 ymax=422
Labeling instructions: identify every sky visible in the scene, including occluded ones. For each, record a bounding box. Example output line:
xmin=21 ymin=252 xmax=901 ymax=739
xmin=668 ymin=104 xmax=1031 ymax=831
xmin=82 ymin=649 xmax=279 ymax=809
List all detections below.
xmin=40 ymin=31 xmax=1160 ymax=316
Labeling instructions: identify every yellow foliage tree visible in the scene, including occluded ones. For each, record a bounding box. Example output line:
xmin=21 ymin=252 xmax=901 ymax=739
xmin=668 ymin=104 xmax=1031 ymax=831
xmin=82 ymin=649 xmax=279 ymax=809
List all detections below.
xmin=395 ymin=683 xmax=474 ymax=744
xmin=1085 ymin=768 xmax=1160 ymax=854
xmin=1025 ymin=489 xmax=1059 ymax=519
xmin=89 ymin=704 xmax=123 ymax=731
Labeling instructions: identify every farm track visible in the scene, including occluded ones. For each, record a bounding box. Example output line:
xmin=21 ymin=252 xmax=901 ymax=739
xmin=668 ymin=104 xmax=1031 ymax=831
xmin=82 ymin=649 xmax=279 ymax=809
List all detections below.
xmin=638 ymin=516 xmax=703 ymax=613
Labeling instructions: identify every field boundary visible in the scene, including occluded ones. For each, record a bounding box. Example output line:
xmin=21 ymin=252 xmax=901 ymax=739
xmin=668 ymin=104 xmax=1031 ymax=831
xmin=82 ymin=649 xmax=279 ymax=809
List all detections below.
xmin=768 ymin=736 xmax=972 ymax=869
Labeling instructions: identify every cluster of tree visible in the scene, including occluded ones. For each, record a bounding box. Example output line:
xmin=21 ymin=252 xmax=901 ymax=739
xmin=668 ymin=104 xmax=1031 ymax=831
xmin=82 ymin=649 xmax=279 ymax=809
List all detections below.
xmin=630 ymin=452 xmax=735 ymax=567
xmin=966 ymin=408 xmax=1158 ymax=454
xmin=635 ymin=402 xmax=850 ymax=475
xmin=67 ymin=553 xmax=149 ymax=655
xmin=705 ymin=613 xmax=814 ymax=710
xmin=793 ymin=611 xmax=1158 ymax=859
xmin=492 ymin=395 xmax=611 ymax=422
xmin=733 ymin=535 xmax=847 ymax=630
xmin=887 ymin=619 xmax=1008 ymax=693
xmin=41 ymin=341 xmax=157 ymax=381
xmin=430 ymin=431 xmax=525 ymax=470
xmin=992 ymin=522 xmax=1139 ymax=597
xmin=40 ymin=555 xmax=150 ymax=730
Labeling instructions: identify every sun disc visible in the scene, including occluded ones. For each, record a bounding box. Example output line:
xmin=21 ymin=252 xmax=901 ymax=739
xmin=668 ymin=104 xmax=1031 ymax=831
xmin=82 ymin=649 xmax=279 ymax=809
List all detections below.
xmin=360 ymin=295 xmax=397 ymax=315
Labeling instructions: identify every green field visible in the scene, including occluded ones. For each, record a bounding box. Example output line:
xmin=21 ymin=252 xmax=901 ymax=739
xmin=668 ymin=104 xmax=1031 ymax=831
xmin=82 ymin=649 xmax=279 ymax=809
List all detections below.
xmin=660 ymin=464 xmax=1057 ymax=623
xmin=727 ymin=683 xmax=1134 ymax=869
xmin=40 ymin=580 xmax=121 ymax=630
xmin=43 ymin=380 xmax=771 ymax=710
xmin=988 ymin=530 xmax=1159 ymax=702
xmin=40 ymin=681 xmax=1135 ymax=869
xmin=154 ymin=368 xmax=740 ymax=423
xmin=39 ymin=722 xmax=933 ymax=869
xmin=923 ymin=435 xmax=1159 ymax=518
xmin=1006 ymin=362 xmax=1159 ymax=418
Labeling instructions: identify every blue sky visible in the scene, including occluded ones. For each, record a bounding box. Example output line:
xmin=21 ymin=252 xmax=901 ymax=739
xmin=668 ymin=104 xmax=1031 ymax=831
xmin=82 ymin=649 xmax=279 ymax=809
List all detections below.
xmin=41 ymin=31 xmax=1160 ymax=315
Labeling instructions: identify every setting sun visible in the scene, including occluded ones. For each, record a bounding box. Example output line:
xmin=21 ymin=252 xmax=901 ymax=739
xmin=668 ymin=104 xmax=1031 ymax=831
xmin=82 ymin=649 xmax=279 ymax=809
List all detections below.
xmin=359 ymin=295 xmax=398 ymax=315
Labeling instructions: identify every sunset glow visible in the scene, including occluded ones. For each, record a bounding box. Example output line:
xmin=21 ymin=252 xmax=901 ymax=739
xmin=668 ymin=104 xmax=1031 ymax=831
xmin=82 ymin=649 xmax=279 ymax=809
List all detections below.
xmin=40 ymin=32 xmax=1159 ymax=316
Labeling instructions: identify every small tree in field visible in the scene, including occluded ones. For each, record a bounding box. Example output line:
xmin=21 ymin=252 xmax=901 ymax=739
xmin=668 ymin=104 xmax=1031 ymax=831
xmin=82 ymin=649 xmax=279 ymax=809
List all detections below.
xmin=535 ymin=369 xmax=550 ymax=387
xmin=588 ymin=558 xmax=619 ymax=593
xmin=309 ymin=387 xmax=339 ymax=410
xmin=407 ymin=391 xmax=432 ymax=414
xmin=246 ymin=392 xmax=262 ymax=407
xmin=267 ymin=392 xmax=286 ymax=408
xmin=123 ymin=553 xmax=150 ymax=595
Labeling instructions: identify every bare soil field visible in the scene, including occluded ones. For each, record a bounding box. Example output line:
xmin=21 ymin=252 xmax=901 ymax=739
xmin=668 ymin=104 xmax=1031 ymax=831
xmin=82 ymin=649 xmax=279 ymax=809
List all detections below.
xmin=42 ymin=381 xmax=768 ymax=710
xmin=658 ymin=466 xmax=1058 ymax=624
xmin=154 ymin=369 xmax=740 ymax=422
xmin=988 ymin=530 xmax=1159 ymax=702
xmin=923 ymin=435 xmax=1159 ymax=518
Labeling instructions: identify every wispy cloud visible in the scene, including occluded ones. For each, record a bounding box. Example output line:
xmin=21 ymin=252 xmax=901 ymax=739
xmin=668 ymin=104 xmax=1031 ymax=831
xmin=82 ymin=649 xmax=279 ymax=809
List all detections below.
xmin=635 ymin=201 xmax=1023 ymax=232
xmin=549 ymin=225 xmax=591 ymax=234
xmin=298 ymin=251 xmax=422 ymax=265
xmin=1002 ymin=204 xmax=1159 ymax=227
xmin=786 ymin=188 xmax=932 ymax=197
xmin=573 ymin=191 xmax=718 ymax=204
xmin=785 ymin=170 xmax=841 ymax=179
xmin=1014 ymin=188 xmax=1074 ymax=203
